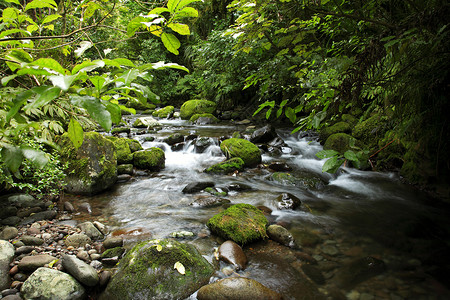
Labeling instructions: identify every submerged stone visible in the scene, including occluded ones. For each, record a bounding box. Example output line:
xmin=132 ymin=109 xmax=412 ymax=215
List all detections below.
xmin=334 ymin=256 xmax=386 ymax=290
xmin=218 ymin=240 xmax=247 ymax=270
xmin=205 ymin=157 xmax=245 ymax=174
xmin=132 ymin=148 xmax=165 ymax=171
xmin=152 ymin=106 xmax=174 ymax=118
xmin=100 ymin=239 xmax=214 ymax=300
xmin=180 ymin=99 xmax=216 ymax=120
xmin=220 ymin=138 xmax=261 ymax=167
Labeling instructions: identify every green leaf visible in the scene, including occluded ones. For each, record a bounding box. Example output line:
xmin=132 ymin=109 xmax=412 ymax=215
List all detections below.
xmin=285 ymin=107 xmax=296 ymax=123
xmin=0 ymin=29 xmax=31 ymax=39
xmin=48 ymin=74 xmax=78 ymax=91
xmin=312 ymin=111 xmax=326 ymax=129
xmin=24 ymin=86 xmax=61 ymax=110
xmin=21 ymin=146 xmax=48 ymax=169
xmin=17 ymin=67 xmax=53 ymax=77
xmin=5 ymin=0 xmax=21 ymax=5
xmin=74 ymin=41 xmax=92 ymax=57
xmin=150 ymin=61 xmax=189 ymax=72
xmin=266 ymin=108 xmax=272 ymax=119
xmin=1 ymin=145 xmax=23 ymax=173
xmin=28 ymin=58 xmax=67 ymax=75
xmin=117 ymin=69 xmax=140 ymax=87
xmin=84 ymin=2 xmax=102 ymax=19
xmin=103 ymin=101 xmax=122 ymax=124
xmin=112 ymin=58 xmax=135 ymax=68
xmin=322 ymin=156 xmax=344 ymax=173
xmin=2 ymin=8 xmax=19 ymax=22
xmin=344 ymin=150 xmax=358 ymax=162
xmin=168 ymin=23 xmax=190 ymax=35
xmin=1 ymin=75 xmax=18 ymax=86
xmin=70 ymin=95 xmax=112 ymax=131
xmin=41 ymin=14 xmax=61 ymax=24
xmin=316 ymin=149 xmax=339 ymax=159
xmin=25 ymin=0 xmax=57 ymax=11
xmin=161 ymin=32 xmax=180 ymax=55
xmin=72 ymin=60 xmax=105 ymax=74
xmin=168 ymin=0 xmax=201 ymax=13
xmin=6 ymin=89 xmax=34 ymax=123
xmin=173 ymin=7 xmax=198 ymax=19
xmin=68 ymin=118 xmax=84 ymax=149
xmin=6 ymin=49 xmax=33 ymax=63
xmin=149 ymin=7 xmax=170 ymax=14
xmin=127 ymin=16 xmax=146 ymax=37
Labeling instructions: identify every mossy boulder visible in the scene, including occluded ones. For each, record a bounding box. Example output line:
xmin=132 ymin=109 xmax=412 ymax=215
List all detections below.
xmin=207 ymin=203 xmax=268 ymax=245
xmin=100 ymin=239 xmax=214 ymax=300
xmin=59 ymin=132 xmax=117 ymax=195
xmin=111 ymin=127 xmax=130 ymax=134
xmin=323 ymin=133 xmax=362 ymax=154
xmin=180 ymin=100 xmax=216 ymax=120
xmin=205 ymin=158 xmax=245 ymax=174
xmin=341 ymin=114 xmax=357 ymax=126
xmin=220 ymin=138 xmax=261 ymax=167
xmin=153 ymin=106 xmax=174 ymax=118
xmin=319 ymin=122 xmax=352 ymax=141
xmin=132 ymin=148 xmax=165 ymax=171
xmin=106 ymin=136 xmax=133 ymax=164
xmin=352 ymin=114 xmax=386 ymax=145
xmin=125 ymin=99 xmax=156 ymax=111
xmin=271 ymin=172 xmax=324 ymax=190
xmin=189 ymin=113 xmax=219 ymax=125
xmin=125 ymin=138 xmax=143 ymax=152
xmin=133 ymin=116 xmax=162 ymax=129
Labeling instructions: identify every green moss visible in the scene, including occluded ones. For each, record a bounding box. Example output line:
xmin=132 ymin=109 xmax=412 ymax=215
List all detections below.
xmin=207 ymin=203 xmax=268 ymax=245
xmin=132 ymin=148 xmax=165 ymax=171
xmin=153 ymin=106 xmax=175 ymax=118
xmin=125 ymin=138 xmax=143 ymax=153
xmin=126 ymin=99 xmax=156 ymax=111
xmin=111 ymin=127 xmax=130 ymax=134
xmin=220 ymin=138 xmax=261 ymax=167
xmin=271 ymin=172 xmax=324 ymax=189
xmin=352 ymin=114 xmax=386 ymax=146
xmin=323 ymin=133 xmax=362 ymax=154
xmin=101 ymin=247 xmax=125 ymax=258
xmin=189 ymin=113 xmax=219 ymax=124
xmin=319 ymin=122 xmax=352 ymax=142
xmin=205 ymin=157 xmax=245 ymax=174
xmin=101 ymin=239 xmax=214 ymax=300
xmin=179 ymin=100 xmax=216 ymax=120
xmin=106 ymin=136 xmax=133 ymax=164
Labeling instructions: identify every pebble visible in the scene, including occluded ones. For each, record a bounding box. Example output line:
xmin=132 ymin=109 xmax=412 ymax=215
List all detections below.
xmin=1 ymin=288 xmax=18 ymax=297
xmin=99 ymin=270 xmax=111 ymax=286
xmin=322 ymin=245 xmax=339 ymax=256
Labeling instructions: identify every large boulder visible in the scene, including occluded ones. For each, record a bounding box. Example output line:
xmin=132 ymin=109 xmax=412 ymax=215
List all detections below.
xmin=250 ymin=124 xmax=277 ymax=144
xmin=153 ymin=106 xmax=174 ymax=118
xmin=59 ymin=132 xmax=117 ymax=195
xmin=62 ymin=255 xmax=99 ymax=287
xmin=323 ymin=133 xmax=362 ymax=155
xmin=220 ymin=138 xmax=261 ymax=167
xmin=132 ymin=148 xmax=165 ymax=171
xmin=106 ymin=136 xmax=133 ymax=164
xmin=21 ymin=267 xmax=86 ymax=300
xmin=132 ymin=116 xmax=162 ymax=129
xmin=0 ymin=241 xmax=15 ymax=290
xmin=100 ymin=239 xmax=214 ymax=300
xmin=189 ymin=113 xmax=219 ymax=125
xmin=319 ymin=121 xmax=352 ymax=141
xmin=197 ymin=277 xmax=282 ymax=300
xmin=207 ymin=203 xmax=268 ymax=244
xmin=180 ymin=100 xmax=216 ymax=120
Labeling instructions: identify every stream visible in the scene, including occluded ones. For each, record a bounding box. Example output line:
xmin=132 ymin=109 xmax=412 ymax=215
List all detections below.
xmin=65 ymin=117 xmax=450 ymax=299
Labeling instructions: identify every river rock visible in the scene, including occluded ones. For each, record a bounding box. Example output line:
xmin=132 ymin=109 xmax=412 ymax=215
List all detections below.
xmin=205 ymin=157 xmax=245 ymax=174
xmin=63 ymin=202 xmax=75 ymax=213
xmin=179 ymin=99 xmax=217 ymax=120
xmin=190 ymin=113 xmax=219 ymax=125
xmin=100 ymin=239 xmax=214 ymax=300
xmin=163 ymin=133 xmax=184 ymax=145
xmin=0 ymin=227 xmax=18 ymax=240
xmin=301 ymin=264 xmax=325 ymax=285
xmin=182 ymin=181 xmax=215 ymax=193
xmin=78 ymin=222 xmax=104 ymax=240
xmin=334 ymin=256 xmax=386 ymax=290
xmin=117 ymin=164 xmax=133 ymax=175
xmin=250 ymin=124 xmax=277 ymax=144
xmin=20 ymin=235 xmax=44 ymax=246
xmin=4 ymin=194 xmax=39 ymax=208
xmin=20 ymin=210 xmax=57 ymax=225
xmin=267 ymin=224 xmax=295 ymax=247
xmin=0 ymin=241 xmax=15 ymax=290
xmin=101 ymin=247 xmax=125 ymax=259
xmin=275 ymin=193 xmax=301 ymax=210
xmin=106 ymin=136 xmax=133 ymax=164
xmin=132 ymin=116 xmax=162 ymax=128
xmin=220 ymin=138 xmax=261 ymax=167
xmin=62 ymin=255 xmax=99 ymax=287
xmin=268 ymin=161 xmax=292 ymax=172
xmin=18 ymin=254 xmax=57 ymax=272
xmin=58 ymin=131 xmax=117 ymax=195
xmin=2 ymin=217 xmax=21 ymax=226
xmin=103 ymin=237 xmax=124 ymax=249
xmin=132 ymin=148 xmax=165 ymax=171
xmin=21 ymin=267 xmax=86 ymax=300
xmin=207 ymin=203 xmax=268 ymax=244
xmin=218 ymin=240 xmax=247 ymax=270
xmin=197 ymin=277 xmax=282 ymax=300
xmin=190 ymin=196 xmax=230 ymax=207
xmin=65 ymin=233 xmax=92 ymax=248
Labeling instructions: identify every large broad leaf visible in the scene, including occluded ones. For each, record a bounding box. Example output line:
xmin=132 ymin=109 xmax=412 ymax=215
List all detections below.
xmin=127 ymin=16 xmax=147 ymax=37
xmin=344 ymin=150 xmax=358 ymax=162
xmin=117 ymin=69 xmax=140 ymax=87
xmin=84 ymin=2 xmax=102 ymax=19
xmin=149 ymin=7 xmax=170 ymax=15
xmin=48 ymin=74 xmax=78 ymax=91
xmin=17 ymin=67 xmax=53 ymax=77
xmin=1 ymin=75 xmax=18 ymax=86
xmin=322 ymin=156 xmax=344 ymax=173
xmin=167 ymin=0 xmax=201 ymax=12
xmin=112 ymin=58 xmax=135 ymax=68
xmin=173 ymin=7 xmax=198 ymax=19
xmin=6 ymin=89 xmax=34 ymax=123
xmin=21 ymin=146 xmax=48 ymax=169
xmin=70 ymin=95 xmax=112 ymax=131
xmin=1 ymin=145 xmax=23 ymax=173
xmin=316 ymin=149 xmax=339 ymax=159
xmin=103 ymin=101 xmax=122 ymax=124
xmin=161 ymin=32 xmax=181 ymax=55
xmin=72 ymin=60 xmax=105 ymax=74
xmin=25 ymin=0 xmax=57 ymax=11
xmin=148 ymin=25 xmax=163 ymax=37
xmin=150 ymin=61 xmax=189 ymax=72
xmin=74 ymin=41 xmax=92 ymax=57
xmin=41 ymin=14 xmax=61 ymax=24
xmin=67 ymin=118 xmax=84 ymax=149
xmin=28 ymin=58 xmax=67 ymax=75
xmin=0 ymin=29 xmax=31 ymax=39
xmin=24 ymin=86 xmax=61 ymax=110
xmin=6 ymin=49 xmax=33 ymax=64
xmin=285 ymin=107 xmax=296 ymax=123
xmin=130 ymin=83 xmax=160 ymax=102
xmin=168 ymin=23 xmax=190 ymax=35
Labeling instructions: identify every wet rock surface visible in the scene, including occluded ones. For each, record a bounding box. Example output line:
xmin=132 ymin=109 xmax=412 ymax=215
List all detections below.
xmin=218 ymin=240 xmax=248 ymax=270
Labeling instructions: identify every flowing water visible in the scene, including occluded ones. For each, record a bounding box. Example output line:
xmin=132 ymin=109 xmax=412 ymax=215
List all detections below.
xmin=67 ymin=117 xmax=450 ymax=299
